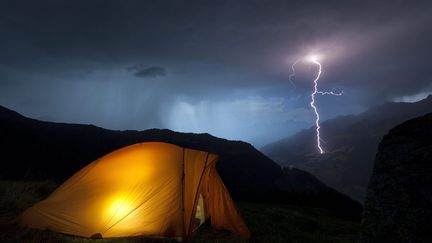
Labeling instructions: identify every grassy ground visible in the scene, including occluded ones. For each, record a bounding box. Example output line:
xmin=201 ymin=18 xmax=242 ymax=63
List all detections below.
xmin=0 ymin=180 xmax=359 ymax=243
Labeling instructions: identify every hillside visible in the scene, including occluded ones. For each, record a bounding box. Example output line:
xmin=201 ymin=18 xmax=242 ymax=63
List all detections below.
xmin=0 ymin=105 xmax=361 ymax=218
xmin=262 ymin=95 xmax=432 ymax=202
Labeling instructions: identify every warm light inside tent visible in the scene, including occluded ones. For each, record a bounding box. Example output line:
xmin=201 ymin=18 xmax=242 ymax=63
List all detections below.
xmin=107 ymin=195 xmax=134 ymax=223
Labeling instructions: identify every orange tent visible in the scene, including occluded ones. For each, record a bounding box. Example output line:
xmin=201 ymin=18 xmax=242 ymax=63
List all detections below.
xmin=18 ymin=142 xmax=250 ymax=240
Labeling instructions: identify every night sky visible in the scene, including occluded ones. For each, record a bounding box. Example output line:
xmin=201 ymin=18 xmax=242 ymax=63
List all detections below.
xmin=1 ymin=0 xmax=431 ymax=146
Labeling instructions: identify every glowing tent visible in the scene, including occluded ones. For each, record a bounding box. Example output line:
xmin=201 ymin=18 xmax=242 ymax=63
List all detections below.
xmin=18 ymin=142 xmax=250 ymax=240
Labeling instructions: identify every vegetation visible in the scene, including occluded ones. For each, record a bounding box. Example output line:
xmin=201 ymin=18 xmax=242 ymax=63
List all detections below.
xmin=0 ymin=180 xmax=359 ymax=243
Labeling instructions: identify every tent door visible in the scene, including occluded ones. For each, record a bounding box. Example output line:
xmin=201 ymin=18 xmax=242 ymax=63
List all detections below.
xmin=193 ymin=194 xmax=206 ymax=231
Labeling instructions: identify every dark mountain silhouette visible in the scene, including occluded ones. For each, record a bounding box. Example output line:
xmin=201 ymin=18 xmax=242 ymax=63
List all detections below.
xmin=0 ymin=105 xmax=361 ymax=219
xmin=262 ymin=95 xmax=432 ymax=202
xmin=361 ymin=112 xmax=432 ymax=243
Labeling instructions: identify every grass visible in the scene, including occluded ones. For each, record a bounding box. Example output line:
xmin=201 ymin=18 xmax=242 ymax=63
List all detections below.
xmin=0 ymin=180 xmax=359 ymax=242
xmin=237 ymin=203 xmax=359 ymax=243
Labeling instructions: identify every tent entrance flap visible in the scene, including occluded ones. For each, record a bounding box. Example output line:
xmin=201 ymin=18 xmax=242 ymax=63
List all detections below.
xmin=193 ymin=194 xmax=206 ymax=231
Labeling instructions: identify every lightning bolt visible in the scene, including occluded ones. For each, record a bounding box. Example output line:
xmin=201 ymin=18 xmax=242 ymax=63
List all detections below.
xmin=310 ymin=58 xmax=342 ymax=154
xmin=288 ymin=56 xmax=342 ymax=154
xmin=288 ymin=59 xmax=300 ymax=89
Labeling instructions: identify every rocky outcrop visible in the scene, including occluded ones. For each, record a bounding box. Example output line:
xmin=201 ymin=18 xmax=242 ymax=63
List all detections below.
xmin=361 ymin=113 xmax=432 ymax=243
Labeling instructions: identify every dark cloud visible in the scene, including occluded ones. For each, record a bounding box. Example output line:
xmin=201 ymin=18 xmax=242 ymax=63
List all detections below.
xmin=127 ymin=65 xmax=166 ymax=78
xmin=0 ymin=0 xmax=431 ymax=145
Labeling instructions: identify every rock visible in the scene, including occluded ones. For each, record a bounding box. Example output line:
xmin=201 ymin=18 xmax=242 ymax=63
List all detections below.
xmin=361 ymin=113 xmax=432 ymax=243
xmin=90 ymin=233 xmax=102 ymax=239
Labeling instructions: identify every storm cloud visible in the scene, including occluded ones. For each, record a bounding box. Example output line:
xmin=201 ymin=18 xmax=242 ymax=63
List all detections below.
xmin=127 ymin=65 xmax=166 ymax=78
xmin=0 ymin=0 xmax=431 ymax=146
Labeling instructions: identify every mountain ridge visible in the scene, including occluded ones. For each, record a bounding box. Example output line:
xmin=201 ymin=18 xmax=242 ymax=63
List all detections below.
xmin=0 ymin=104 xmax=362 ymax=219
xmin=0 ymin=103 xmax=361 ymax=215
xmin=261 ymin=95 xmax=432 ymax=202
